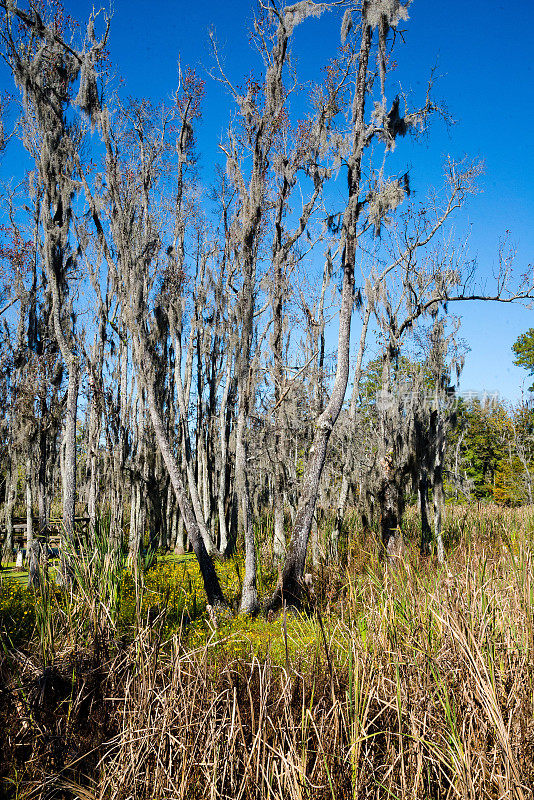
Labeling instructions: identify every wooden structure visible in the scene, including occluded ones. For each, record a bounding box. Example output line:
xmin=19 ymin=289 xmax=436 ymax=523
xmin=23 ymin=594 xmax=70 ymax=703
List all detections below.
xmin=3 ymin=517 xmax=90 ymax=554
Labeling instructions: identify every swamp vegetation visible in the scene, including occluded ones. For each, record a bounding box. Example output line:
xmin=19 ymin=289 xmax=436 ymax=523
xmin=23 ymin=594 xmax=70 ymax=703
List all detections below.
xmin=1 ymin=0 xmax=534 ymax=796
xmin=2 ymin=506 xmax=534 ymax=798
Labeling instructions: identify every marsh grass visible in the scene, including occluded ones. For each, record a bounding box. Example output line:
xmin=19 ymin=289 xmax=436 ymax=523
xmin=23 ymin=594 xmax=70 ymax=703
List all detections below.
xmin=1 ymin=505 xmax=534 ymax=799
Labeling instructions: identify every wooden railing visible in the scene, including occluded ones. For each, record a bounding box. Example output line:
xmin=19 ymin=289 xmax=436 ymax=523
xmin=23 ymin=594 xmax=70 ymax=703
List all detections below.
xmin=2 ymin=517 xmax=90 ymax=551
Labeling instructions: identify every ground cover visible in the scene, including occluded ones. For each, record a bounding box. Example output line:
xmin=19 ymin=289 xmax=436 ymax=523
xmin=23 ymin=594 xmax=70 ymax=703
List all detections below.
xmin=1 ymin=506 xmax=534 ymax=799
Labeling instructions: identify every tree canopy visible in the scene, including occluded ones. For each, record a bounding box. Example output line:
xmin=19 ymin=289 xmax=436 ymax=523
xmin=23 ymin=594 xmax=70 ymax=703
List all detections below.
xmin=512 ymin=328 xmax=534 ymax=391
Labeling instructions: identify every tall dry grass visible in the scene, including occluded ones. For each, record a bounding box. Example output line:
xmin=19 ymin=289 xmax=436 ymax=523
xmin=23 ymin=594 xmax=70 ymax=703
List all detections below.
xmin=2 ymin=506 xmax=534 ymax=799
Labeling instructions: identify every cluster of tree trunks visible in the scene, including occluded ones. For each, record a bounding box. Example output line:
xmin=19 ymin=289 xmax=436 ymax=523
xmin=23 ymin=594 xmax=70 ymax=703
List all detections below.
xmin=0 ymin=0 xmax=532 ymax=606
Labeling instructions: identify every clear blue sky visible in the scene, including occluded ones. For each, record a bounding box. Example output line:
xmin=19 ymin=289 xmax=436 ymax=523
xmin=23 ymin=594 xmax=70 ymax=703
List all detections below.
xmin=1 ymin=0 xmax=533 ymax=402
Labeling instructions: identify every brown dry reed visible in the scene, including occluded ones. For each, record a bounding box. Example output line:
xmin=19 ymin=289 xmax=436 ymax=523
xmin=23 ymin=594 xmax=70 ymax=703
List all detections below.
xmin=1 ymin=505 xmax=534 ymax=800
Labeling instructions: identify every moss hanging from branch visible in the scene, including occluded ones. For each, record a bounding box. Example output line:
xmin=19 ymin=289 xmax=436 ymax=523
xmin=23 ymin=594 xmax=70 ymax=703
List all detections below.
xmin=363 ymin=0 xmax=409 ymax=30
xmin=367 ymin=178 xmax=405 ymax=235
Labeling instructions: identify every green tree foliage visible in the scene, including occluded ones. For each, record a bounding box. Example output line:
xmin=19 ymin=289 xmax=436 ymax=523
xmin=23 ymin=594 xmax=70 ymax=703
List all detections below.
xmin=452 ymin=398 xmax=508 ymax=499
xmin=493 ymin=404 xmax=534 ymax=504
xmin=449 ymin=397 xmax=534 ymax=504
xmin=512 ymin=328 xmax=534 ymax=391
xmin=360 ymin=355 xmax=416 ymax=403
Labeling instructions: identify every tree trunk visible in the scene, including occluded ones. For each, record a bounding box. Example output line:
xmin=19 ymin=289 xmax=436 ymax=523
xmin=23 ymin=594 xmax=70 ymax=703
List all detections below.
xmin=37 ymin=399 xmax=49 ymax=540
xmin=332 ymin=303 xmax=371 ymax=554
xmin=2 ymin=464 xmax=17 ymax=564
xmin=267 ymin=23 xmax=372 ymax=610
xmin=236 ymin=402 xmax=257 ymax=613
xmin=217 ymin=355 xmax=233 ymax=554
xmin=87 ymin=319 xmax=105 ymax=530
xmin=128 ymin=479 xmax=141 ymax=562
xmin=200 ymin=436 xmax=210 ymax=529
xmin=26 ymin=456 xmax=40 ymax=587
xmin=272 ymin=239 xmax=287 ymax=563
xmin=175 ymin=513 xmax=186 ymax=555
xmin=433 ymin=454 xmax=445 ymax=564
xmin=378 ymin=455 xmax=403 ymax=560
xmin=58 ymin=362 xmax=79 ymax=581
xmin=419 ymin=472 xmax=432 ymax=556
xmin=146 ymin=383 xmax=225 ymax=605
xmin=310 ymin=514 xmax=320 ymax=568
xmin=171 ymin=322 xmax=216 ymax=554
xmin=234 ymin=254 xmax=258 ymax=613
xmin=26 ymin=455 xmax=34 ymax=551
xmin=273 ymin=489 xmax=285 ymax=562
xmin=269 ymin=229 xmax=357 ymax=606
xmin=62 ymin=363 xmax=79 ymax=539
xmin=130 ymin=332 xmax=226 ymax=606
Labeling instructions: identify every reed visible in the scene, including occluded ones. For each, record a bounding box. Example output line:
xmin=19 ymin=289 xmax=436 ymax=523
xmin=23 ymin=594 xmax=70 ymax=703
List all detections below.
xmin=1 ymin=505 xmax=534 ymax=799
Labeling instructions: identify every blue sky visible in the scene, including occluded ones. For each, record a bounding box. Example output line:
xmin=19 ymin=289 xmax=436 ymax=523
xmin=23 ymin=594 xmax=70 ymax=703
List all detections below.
xmin=1 ymin=0 xmax=533 ymax=402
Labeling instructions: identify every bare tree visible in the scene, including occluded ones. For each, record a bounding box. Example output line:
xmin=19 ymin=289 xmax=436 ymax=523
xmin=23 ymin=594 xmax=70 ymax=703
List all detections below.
xmin=270 ymin=0 xmax=435 ymax=607
xmin=357 ymin=165 xmax=534 ymax=561
xmin=213 ymin=0 xmax=333 ymax=611
xmin=85 ymin=78 xmax=227 ymax=605
xmin=0 ymin=3 xmax=110 ymax=560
